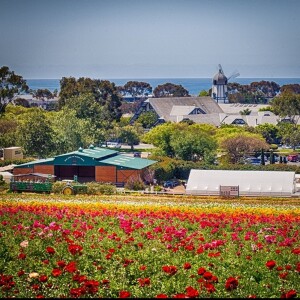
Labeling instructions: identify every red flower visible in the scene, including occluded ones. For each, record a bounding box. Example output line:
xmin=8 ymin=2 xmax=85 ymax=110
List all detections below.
xmin=140 ymin=265 xmax=147 ymax=271
xmin=279 ymin=272 xmax=288 ymax=279
xmin=46 ymin=246 xmax=55 ymax=255
xmin=57 ymin=260 xmax=66 ymax=268
xmin=291 ymin=248 xmax=300 ymax=255
xmin=203 ymin=271 xmax=213 ymax=280
xmin=51 ymin=268 xmax=62 ymax=277
xmin=138 ymin=277 xmax=151 ymax=287
xmin=186 ymin=286 xmax=199 ymax=297
xmin=173 ymin=294 xmax=186 ymax=298
xmin=183 ymin=262 xmax=191 ymax=270
xmin=65 ymin=261 xmax=77 ymax=273
xmin=68 ymin=244 xmax=83 ymax=255
xmin=281 ymin=290 xmax=297 ymax=298
xmin=17 ymin=270 xmax=25 ymax=277
xmin=156 ymin=294 xmax=168 ymax=298
xmin=225 ymin=277 xmax=238 ymax=291
xmin=39 ymin=275 xmax=48 ymax=283
xmin=197 ymin=267 xmax=206 ymax=275
xmin=266 ymin=260 xmax=276 ymax=270
xmin=162 ymin=265 xmax=178 ymax=275
xmin=205 ymin=282 xmax=216 ymax=293
xmin=70 ymin=287 xmax=86 ymax=297
xmin=84 ymin=280 xmax=99 ymax=294
xmin=119 ymin=290 xmax=131 ymax=298
xmin=18 ymin=253 xmax=26 ymax=260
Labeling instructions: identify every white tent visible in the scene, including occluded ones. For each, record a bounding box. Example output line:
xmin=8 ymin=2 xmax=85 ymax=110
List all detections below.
xmin=186 ymin=170 xmax=295 ymax=196
xmin=0 ymin=171 xmax=13 ymax=184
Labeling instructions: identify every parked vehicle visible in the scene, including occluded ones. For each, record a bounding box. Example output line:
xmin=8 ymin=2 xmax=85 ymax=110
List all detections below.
xmin=163 ymin=180 xmax=180 ymax=188
xmin=287 ymin=154 xmax=298 ymax=162
xmin=244 ymin=157 xmax=261 ymax=165
xmin=133 ymin=152 xmax=141 ymax=157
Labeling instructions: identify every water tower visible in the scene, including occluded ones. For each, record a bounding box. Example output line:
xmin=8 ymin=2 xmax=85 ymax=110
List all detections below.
xmin=211 ymin=64 xmax=239 ymax=103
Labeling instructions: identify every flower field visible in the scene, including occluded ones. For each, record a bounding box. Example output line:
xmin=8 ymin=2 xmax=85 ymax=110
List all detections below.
xmin=0 ymin=194 xmax=299 ymax=298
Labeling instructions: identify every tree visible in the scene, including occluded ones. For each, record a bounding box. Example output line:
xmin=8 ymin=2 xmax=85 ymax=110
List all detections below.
xmin=31 ymin=88 xmax=54 ymax=100
xmin=277 ymin=123 xmax=300 ymax=150
xmin=239 ymin=108 xmax=252 ymax=115
xmin=280 ymin=84 xmax=300 ymax=94
xmin=170 ymin=130 xmax=217 ymax=163
xmin=14 ymin=97 xmax=30 ymax=108
xmin=153 ymin=83 xmax=190 ymax=98
xmin=198 ymin=90 xmax=209 ymax=97
xmin=58 ymin=77 xmax=122 ymax=122
xmin=142 ymin=122 xmax=176 ymax=157
xmin=254 ymin=123 xmax=279 ymax=144
xmin=119 ymin=81 xmax=152 ymax=100
xmin=136 ymin=111 xmax=158 ymax=129
xmin=271 ymin=92 xmax=300 ymax=125
xmin=49 ymin=108 xmax=94 ymax=155
xmin=18 ymin=110 xmax=55 ymax=158
xmin=220 ymin=133 xmax=269 ymax=164
xmin=0 ymin=66 xmax=28 ymax=114
xmin=119 ymin=125 xmax=140 ymax=150
xmin=0 ymin=118 xmax=18 ymax=148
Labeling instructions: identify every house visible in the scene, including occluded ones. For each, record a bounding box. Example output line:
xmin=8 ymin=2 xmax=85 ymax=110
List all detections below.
xmin=186 ymin=169 xmax=296 ymax=197
xmin=130 ymin=97 xmax=289 ymax=127
xmin=13 ymin=145 xmax=156 ymax=187
xmin=130 ymin=96 xmax=223 ymax=125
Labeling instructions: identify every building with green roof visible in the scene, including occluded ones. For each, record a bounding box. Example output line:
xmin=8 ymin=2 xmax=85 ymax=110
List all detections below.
xmin=13 ymin=145 xmax=157 ymax=186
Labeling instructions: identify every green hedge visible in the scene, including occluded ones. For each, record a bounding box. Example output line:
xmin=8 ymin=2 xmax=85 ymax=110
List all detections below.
xmin=149 ymin=155 xmax=300 ymax=182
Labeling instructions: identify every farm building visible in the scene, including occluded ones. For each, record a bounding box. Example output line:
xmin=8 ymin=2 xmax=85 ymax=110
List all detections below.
xmin=186 ymin=170 xmax=296 ymax=197
xmin=13 ymin=145 xmax=156 ymax=186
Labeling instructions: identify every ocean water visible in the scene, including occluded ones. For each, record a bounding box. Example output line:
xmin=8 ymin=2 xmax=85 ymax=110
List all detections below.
xmin=26 ymin=78 xmax=300 ymax=96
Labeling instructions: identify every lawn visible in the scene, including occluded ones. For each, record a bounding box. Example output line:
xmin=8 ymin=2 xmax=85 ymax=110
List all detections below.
xmin=0 ymin=193 xmax=299 ymax=298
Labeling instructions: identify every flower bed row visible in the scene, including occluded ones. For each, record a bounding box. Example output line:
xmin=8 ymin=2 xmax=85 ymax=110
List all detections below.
xmin=0 ymin=196 xmax=299 ymax=298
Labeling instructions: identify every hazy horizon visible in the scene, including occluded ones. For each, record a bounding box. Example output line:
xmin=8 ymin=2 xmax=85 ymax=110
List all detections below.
xmin=1 ymin=0 xmax=299 ymax=79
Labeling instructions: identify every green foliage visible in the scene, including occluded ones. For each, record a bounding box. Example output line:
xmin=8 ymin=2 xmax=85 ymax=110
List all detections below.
xmin=124 ymin=175 xmax=145 ymax=191
xmin=0 ymin=158 xmax=34 ymax=167
xmin=153 ymin=83 xmax=190 ymax=97
xmin=198 ymin=89 xmax=209 ymax=96
xmin=136 ymin=111 xmax=158 ymax=129
xmin=0 ymin=175 xmax=5 ymax=186
xmin=118 ymin=125 xmax=140 ymax=150
xmin=119 ymin=81 xmax=152 ymax=98
xmin=239 ymin=108 xmax=252 ymax=115
xmin=51 ymin=181 xmax=66 ymax=194
xmin=49 ymin=108 xmax=94 ymax=155
xmin=271 ymin=92 xmax=300 ymax=124
xmin=254 ymin=123 xmax=279 ymax=144
xmin=86 ymin=182 xmax=116 ymax=195
xmin=17 ymin=110 xmax=55 ymax=158
xmin=0 ymin=66 xmax=29 ymax=114
xmin=58 ymin=77 xmax=122 ymax=122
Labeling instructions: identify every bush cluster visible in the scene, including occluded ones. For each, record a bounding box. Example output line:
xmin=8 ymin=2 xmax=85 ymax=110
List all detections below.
xmin=51 ymin=181 xmax=116 ymax=195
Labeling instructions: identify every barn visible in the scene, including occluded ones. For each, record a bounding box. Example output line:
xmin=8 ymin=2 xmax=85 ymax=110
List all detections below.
xmin=13 ymin=145 xmax=156 ymax=186
xmin=186 ymin=169 xmax=296 ymax=197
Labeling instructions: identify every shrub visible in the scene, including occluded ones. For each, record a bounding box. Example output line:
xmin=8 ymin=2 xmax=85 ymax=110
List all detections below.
xmin=125 ymin=175 xmax=145 ymax=191
xmin=51 ymin=181 xmax=66 ymax=194
xmin=86 ymin=182 xmax=116 ymax=195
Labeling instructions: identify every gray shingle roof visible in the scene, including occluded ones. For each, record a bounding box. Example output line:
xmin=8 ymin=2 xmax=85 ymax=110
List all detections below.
xmin=149 ymin=96 xmax=223 ymax=121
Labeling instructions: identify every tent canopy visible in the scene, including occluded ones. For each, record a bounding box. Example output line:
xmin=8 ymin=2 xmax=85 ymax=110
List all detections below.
xmin=186 ymin=170 xmax=295 ymax=196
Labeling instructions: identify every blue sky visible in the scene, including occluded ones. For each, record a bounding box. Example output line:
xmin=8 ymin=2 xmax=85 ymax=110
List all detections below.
xmin=0 ymin=0 xmax=299 ymax=79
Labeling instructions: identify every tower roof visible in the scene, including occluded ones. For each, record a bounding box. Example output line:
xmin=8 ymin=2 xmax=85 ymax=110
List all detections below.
xmin=213 ymin=69 xmax=228 ymax=84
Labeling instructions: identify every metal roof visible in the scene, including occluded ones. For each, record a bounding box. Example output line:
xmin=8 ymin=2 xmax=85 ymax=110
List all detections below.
xmin=14 ymin=158 xmax=54 ymax=168
xmin=14 ymin=147 xmax=156 ymax=170
xmin=55 ymin=146 xmax=118 ymax=160
xmin=100 ymin=154 xmax=157 ymax=170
